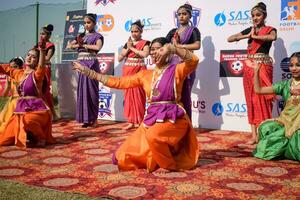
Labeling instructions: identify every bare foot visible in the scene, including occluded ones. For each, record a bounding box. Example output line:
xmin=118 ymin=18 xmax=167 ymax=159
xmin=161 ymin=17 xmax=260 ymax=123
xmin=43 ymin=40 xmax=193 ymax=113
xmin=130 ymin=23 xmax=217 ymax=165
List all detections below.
xmin=81 ymin=123 xmax=89 ymax=128
xmin=122 ymin=123 xmax=134 ymax=130
xmin=237 ymin=138 xmax=257 ymax=148
xmin=90 ymin=121 xmax=97 ymax=128
xmin=134 ymin=123 xmax=140 ymax=128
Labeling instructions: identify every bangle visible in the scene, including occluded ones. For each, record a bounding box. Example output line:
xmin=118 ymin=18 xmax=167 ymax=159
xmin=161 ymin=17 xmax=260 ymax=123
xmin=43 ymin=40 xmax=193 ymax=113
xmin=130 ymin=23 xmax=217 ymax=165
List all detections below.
xmin=265 ymin=35 xmax=269 ymax=40
xmin=183 ymin=49 xmax=192 ymax=60
xmin=169 ymin=44 xmax=176 ymax=54
xmin=98 ymin=74 xmax=108 ymax=84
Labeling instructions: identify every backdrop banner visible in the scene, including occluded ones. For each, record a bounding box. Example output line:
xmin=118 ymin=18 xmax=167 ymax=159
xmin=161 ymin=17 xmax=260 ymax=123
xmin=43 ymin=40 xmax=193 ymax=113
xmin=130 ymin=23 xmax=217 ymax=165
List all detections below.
xmin=84 ymin=0 xmax=300 ymax=131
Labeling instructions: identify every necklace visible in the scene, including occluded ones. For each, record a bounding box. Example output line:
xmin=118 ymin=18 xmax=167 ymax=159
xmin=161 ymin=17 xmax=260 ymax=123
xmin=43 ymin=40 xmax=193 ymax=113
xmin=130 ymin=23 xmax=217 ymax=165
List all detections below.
xmin=290 ymin=78 xmax=300 ymax=105
xmin=154 ymin=65 xmax=167 ymax=76
xmin=292 ymin=78 xmax=300 ymax=86
xmin=150 ymin=64 xmax=169 ymax=98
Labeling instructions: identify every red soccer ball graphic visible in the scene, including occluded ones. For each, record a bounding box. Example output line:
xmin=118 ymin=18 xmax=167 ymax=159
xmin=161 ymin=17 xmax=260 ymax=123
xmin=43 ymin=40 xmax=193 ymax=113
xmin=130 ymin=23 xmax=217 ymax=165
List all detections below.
xmin=99 ymin=61 xmax=109 ymax=73
xmin=227 ymin=60 xmax=244 ymax=75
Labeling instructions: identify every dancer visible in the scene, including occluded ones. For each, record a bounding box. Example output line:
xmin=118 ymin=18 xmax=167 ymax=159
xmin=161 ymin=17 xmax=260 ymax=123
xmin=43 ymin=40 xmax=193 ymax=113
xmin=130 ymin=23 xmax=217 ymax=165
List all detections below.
xmin=166 ymin=3 xmax=201 ymax=119
xmin=0 ymin=40 xmax=55 ymax=148
xmin=118 ymin=20 xmax=149 ymax=130
xmin=227 ymin=2 xmax=277 ymax=145
xmin=73 ymin=37 xmax=200 ymax=172
xmin=250 ymin=52 xmax=300 ymax=161
xmin=40 ymin=24 xmax=58 ymax=119
xmin=67 ymin=13 xmax=104 ymax=127
xmin=0 ymin=57 xmax=23 ymax=132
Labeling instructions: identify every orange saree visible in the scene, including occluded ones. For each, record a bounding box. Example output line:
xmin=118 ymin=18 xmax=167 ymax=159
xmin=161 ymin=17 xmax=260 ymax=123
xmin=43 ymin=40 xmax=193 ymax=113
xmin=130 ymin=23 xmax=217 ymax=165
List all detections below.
xmin=0 ymin=64 xmax=54 ymax=148
xmin=107 ymin=55 xmax=200 ymax=172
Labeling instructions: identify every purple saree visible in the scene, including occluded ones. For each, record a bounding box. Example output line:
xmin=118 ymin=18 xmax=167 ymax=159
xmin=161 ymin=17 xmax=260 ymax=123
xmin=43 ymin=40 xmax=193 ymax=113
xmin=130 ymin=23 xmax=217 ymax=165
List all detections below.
xmin=76 ymin=32 xmax=103 ymax=124
xmin=170 ymin=26 xmax=196 ymax=119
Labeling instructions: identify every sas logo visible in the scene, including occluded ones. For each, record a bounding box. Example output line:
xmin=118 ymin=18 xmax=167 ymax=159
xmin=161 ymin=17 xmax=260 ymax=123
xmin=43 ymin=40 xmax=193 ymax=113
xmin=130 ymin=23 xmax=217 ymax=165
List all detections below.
xmin=280 ymin=57 xmax=292 ymax=80
xmin=96 ymin=14 xmax=114 ymax=32
xmin=95 ymin=0 xmax=116 ymax=6
xmin=214 ymin=12 xmax=226 ymax=26
xmin=214 ymin=10 xmax=251 ymax=27
xmin=174 ymin=4 xmax=201 ymax=27
xmin=280 ymin=0 xmax=300 ymax=31
xmin=212 ymin=102 xmax=247 ymax=118
xmin=98 ymin=86 xmax=113 ymax=118
xmin=212 ymin=102 xmax=224 ymax=116
xmin=124 ymin=18 xmax=162 ymax=32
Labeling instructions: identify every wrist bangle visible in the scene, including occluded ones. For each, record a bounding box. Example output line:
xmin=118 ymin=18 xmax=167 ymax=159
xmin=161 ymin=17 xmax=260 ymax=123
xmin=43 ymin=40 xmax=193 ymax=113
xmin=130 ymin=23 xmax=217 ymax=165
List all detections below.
xmin=183 ymin=49 xmax=192 ymax=60
xmin=169 ymin=44 xmax=176 ymax=54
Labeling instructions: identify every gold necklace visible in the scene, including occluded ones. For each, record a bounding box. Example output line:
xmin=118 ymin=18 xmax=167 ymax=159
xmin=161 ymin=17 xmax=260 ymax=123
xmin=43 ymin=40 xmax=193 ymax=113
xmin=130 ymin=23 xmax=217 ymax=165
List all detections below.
xmin=292 ymin=78 xmax=300 ymax=86
xmin=151 ymin=64 xmax=169 ymax=97
xmin=154 ymin=64 xmax=168 ymax=76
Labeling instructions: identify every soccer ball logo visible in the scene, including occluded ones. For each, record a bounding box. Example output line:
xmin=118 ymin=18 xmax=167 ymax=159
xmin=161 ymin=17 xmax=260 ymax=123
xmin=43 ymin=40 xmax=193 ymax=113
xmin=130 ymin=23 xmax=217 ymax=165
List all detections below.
xmin=106 ymin=18 xmax=113 ymax=27
xmin=99 ymin=62 xmax=109 ymax=73
xmin=228 ymin=60 xmax=244 ymax=75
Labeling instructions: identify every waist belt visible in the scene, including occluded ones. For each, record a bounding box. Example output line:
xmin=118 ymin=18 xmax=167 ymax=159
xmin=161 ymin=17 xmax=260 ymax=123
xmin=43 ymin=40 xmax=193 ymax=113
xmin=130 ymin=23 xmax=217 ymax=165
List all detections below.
xmin=248 ymin=53 xmax=273 ymax=65
xmin=77 ymin=53 xmax=97 ymax=60
xmin=124 ymin=57 xmax=145 ymax=67
xmin=148 ymin=101 xmax=177 ymax=104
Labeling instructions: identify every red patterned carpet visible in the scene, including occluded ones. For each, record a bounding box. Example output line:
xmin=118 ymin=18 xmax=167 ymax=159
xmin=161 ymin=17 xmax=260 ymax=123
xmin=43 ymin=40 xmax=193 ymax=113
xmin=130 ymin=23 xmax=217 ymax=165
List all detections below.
xmin=0 ymin=120 xmax=299 ymax=199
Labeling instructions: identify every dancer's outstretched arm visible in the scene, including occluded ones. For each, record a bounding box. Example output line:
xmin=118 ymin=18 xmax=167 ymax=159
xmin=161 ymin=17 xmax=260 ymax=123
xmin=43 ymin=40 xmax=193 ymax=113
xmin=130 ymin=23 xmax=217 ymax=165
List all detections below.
xmin=72 ymin=61 xmax=144 ymax=89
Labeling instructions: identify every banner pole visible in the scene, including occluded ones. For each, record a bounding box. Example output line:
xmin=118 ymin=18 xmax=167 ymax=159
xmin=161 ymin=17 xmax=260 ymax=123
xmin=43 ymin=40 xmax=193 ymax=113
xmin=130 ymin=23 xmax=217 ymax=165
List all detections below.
xmin=36 ymin=1 xmax=40 ymax=44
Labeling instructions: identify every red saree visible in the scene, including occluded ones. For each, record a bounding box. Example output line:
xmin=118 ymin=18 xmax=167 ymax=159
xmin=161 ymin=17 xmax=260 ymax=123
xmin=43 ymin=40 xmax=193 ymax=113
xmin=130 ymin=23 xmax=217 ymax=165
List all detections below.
xmin=122 ymin=40 xmax=149 ymax=124
xmin=43 ymin=42 xmax=55 ymax=114
xmin=244 ymin=26 xmax=275 ymax=126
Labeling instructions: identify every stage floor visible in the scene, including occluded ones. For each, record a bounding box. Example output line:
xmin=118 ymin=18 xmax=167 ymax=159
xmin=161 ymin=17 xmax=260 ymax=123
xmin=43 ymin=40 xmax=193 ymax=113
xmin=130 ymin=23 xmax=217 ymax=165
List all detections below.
xmin=0 ymin=120 xmax=299 ymax=199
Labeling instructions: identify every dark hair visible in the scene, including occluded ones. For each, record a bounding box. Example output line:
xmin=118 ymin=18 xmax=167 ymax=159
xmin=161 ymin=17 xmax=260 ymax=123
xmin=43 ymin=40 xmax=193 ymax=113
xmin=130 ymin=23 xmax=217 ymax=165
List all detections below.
xmin=9 ymin=57 xmax=24 ymax=68
xmin=178 ymin=3 xmax=193 ymax=16
xmin=131 ymin=20 xmax=144 ymax=31
xmin=290 ymin=52 xmax=300 ymax=62
xmin=43 ymin=24 xmax=54 ymax=35
xmin=84 ymin=13 xmax=97 ymax=24
xmin=150 ymin=37 xmax=169 ymax=47
xmin=252 ymin=2 xmax=267 ymax=16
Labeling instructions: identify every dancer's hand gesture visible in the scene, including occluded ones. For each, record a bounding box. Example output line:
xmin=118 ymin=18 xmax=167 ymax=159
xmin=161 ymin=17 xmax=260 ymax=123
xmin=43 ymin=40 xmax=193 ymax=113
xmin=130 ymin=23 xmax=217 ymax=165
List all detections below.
xmin=127 ymin=37 xmax=133 ymax=49
xmin=72 ymin=61 xmax=84 ymax=72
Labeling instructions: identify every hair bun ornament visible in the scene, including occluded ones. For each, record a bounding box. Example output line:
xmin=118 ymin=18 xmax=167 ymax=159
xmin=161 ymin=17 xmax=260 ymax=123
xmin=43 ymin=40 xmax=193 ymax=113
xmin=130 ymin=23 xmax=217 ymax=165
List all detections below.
xmin=139 ymin=20 xmax=144 ymax=28
xmin=184 ymin=3 xmax=192 ymax=10
xmin=45 ymin=24 xmax=54 ymax=32
xmin=256 ymin=2 xmax=266 ymax=10
xmin=17 ymin=56 xmax=25 ymax=64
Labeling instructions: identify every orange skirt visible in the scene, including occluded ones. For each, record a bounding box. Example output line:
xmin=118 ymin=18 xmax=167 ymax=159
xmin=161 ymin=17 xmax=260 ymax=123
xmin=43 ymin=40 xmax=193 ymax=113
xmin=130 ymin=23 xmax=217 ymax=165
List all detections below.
xmin=0 ymin=110 xmax=55 ymax=148
xmin=116 ymin=117 xmax=200 ymax=172
xmin=0 ymin=97 xmax=18 ymax=133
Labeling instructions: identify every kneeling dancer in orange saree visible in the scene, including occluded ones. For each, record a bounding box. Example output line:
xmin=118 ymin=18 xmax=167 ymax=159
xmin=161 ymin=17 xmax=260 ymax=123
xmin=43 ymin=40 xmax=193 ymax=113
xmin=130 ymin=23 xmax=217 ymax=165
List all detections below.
xmin=73 ymin=37 xmax=200 ymax=172
xmin=0 ymin=42 xmax=55 ymax=148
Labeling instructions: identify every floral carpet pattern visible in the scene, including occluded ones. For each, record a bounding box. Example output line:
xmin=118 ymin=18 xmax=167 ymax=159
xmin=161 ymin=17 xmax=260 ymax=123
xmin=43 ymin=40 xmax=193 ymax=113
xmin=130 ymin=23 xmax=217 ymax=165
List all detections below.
xmin=0 ymin=120 xmax=299 ymax=199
